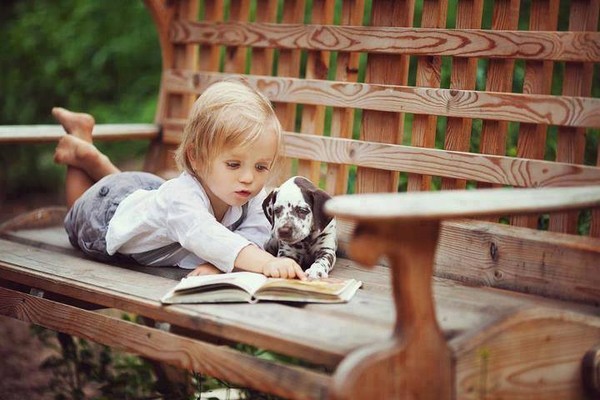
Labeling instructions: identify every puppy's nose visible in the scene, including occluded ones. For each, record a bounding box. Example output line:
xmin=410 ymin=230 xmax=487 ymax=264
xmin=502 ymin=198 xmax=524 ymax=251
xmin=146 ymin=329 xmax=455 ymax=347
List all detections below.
xmin=277 ymin=225 xmax=293 ymax=240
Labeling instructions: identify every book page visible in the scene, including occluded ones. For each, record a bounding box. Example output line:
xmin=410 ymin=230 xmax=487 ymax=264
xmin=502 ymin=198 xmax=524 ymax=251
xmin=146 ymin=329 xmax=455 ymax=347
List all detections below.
xmin=255 ymin=278 xmax=362 ymax=303
xmin=257 ymin=277 xmax=354 ymax=295
xmin=171 ymin=272 xmax=268 ymax=295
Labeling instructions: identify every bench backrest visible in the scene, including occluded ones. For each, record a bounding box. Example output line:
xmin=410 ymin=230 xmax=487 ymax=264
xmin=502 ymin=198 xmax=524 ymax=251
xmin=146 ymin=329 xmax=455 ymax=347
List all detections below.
xmin=143 ymin=0 xmax=600 ymax=238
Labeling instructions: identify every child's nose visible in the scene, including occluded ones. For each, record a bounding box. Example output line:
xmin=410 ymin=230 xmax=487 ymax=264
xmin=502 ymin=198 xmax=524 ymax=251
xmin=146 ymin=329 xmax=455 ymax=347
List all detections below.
xmin=239 ymin=168 xmax=254 ymax=183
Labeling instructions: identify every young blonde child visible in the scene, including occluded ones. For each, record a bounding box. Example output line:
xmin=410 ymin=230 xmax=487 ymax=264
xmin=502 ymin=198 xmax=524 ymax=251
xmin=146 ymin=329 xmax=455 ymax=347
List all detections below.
xmin=53 ymin=81 xmax=306 ymax=280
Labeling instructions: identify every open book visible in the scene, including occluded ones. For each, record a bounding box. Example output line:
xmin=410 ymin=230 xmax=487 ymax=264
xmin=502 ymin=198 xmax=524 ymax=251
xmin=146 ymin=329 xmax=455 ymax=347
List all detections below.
xmin=160 ymin=272 xmax=362 ymax=304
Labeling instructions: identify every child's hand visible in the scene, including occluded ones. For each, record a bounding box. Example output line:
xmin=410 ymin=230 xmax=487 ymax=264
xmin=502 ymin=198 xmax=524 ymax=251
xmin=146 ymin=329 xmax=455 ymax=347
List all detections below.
xmin=187 ymin=263 xmax=222 ymax=277
xmin=261 ymin=258 xmax=307 ymax=280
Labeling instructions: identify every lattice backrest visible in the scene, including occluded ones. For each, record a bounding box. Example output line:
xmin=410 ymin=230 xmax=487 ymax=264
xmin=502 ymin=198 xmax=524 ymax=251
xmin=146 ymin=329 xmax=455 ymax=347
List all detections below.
xmin=144 ymin=0 xmax=600 ymax=236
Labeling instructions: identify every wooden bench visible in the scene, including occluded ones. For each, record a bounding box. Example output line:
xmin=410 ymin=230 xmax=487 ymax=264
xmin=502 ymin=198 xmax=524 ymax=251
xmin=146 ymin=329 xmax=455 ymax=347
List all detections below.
xmin=1 ymin=0 xmax=600 ymax=398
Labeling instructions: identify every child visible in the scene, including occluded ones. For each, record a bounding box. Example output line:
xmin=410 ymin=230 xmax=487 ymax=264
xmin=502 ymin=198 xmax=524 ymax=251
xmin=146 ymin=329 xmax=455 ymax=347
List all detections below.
xmin=53 ymin=81 xmax=306 ymax=280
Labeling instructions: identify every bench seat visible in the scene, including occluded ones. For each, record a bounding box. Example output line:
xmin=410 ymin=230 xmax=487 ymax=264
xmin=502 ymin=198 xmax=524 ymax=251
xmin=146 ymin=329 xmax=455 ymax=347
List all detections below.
xmin=1 ymin=214 xmax=598 ymax=399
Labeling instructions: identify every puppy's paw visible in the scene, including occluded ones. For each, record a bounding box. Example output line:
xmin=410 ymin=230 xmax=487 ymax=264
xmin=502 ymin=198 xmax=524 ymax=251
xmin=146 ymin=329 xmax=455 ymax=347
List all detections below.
xmin=305 ymin=264 xmax=329 ymax=280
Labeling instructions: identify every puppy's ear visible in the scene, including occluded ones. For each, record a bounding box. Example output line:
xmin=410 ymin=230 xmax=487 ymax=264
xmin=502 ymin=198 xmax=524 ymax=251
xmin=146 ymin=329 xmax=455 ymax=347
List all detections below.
xmin=262 ymin=189 xmax=277 ymax=225
xmin=310 ymin=188 xmax=333 ymax=232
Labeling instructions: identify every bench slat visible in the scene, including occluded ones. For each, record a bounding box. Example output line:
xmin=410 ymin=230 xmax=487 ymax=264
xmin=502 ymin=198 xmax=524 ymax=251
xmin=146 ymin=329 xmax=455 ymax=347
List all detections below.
xmin=437 ymin=219 xmax=600 ymax=305
xmin=0 ymin=237 xmax=392 ymax=367
xmin=0 ymin=124 xmax=160 ymax=143
xmin=170 ymin=21 xmax=600 ymax=62
xmin=162 ymin=70 xmax=600 ymax=128
xmin=281 ymin=134 xmax=600 ymax=187
xmin=0 ymin=287 xmax=331 ymax=400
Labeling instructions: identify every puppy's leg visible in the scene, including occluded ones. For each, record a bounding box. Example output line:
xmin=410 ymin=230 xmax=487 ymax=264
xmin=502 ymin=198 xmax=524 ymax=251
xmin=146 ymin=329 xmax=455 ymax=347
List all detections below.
xmin=305 ymin=221 xmax=337 ymax=279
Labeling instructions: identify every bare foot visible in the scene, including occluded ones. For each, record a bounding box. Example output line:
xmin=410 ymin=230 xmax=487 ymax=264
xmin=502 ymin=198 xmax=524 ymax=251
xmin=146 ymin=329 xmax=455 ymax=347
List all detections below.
xmin=52 ymin=107 xmax=95 ymax=143
xmin=54 ymin=135 xmax=118 ymax=181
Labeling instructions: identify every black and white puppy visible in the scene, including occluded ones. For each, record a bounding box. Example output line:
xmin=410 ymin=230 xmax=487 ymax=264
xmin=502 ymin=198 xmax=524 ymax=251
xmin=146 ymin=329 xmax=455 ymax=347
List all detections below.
xmin=262 ymin=176 xmax=337 ymax=279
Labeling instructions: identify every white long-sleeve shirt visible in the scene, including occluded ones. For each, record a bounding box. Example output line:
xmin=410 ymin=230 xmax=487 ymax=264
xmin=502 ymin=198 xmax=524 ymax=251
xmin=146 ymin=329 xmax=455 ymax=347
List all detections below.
xmin=105 ymin=172 xmax=270 ymax=272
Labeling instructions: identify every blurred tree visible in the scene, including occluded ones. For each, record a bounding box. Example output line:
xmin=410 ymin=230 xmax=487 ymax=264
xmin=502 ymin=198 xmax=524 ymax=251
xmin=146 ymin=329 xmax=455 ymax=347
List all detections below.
xmin=0 ymin=0 xmax=161 ymax=200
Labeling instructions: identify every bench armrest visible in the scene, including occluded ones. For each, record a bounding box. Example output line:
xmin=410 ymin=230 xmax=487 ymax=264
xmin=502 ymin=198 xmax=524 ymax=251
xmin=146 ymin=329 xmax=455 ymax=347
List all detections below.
xmin=326 ymin=186 xmax=600 ymax=222
xmin=325 ymin=186 xmax=600 ymax=399
xmin=0 ymin=124 xmax=161 ymax=143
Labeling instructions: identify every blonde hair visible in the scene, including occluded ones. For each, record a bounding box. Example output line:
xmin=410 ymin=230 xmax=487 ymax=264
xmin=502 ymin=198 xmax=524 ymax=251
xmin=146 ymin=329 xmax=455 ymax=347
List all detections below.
xmin=174 ymin=80 xmax=283 ymax=177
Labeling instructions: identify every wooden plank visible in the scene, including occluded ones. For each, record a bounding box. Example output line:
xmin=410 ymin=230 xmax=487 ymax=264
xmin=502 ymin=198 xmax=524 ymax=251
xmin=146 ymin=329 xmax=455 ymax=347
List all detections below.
xmin=169 ymin=21 xmax=600 ymax=62
xmin=435 ymin=219 xmax=600 ymax=305
xmin=0 ymin=287 xmax=331 ymax=400
xmin=452 ymin=307 xmax=600 ymax=399
xmin=330 ymin=219 xmax=452 ymax=399
xmin=477 ymin=0 xmax=520 ymax=191
xmin=145 ymin=0 xmax=199 ymax=173
xmin=249 ymin=0 xmax=278 ymax=76
xmin=407 ymin=0 xmax=447 ymax=192
xmin=281 ymin=134 xmax=600 ymax=187
xmin=198 ymin=0 xmax=224 ymax=72
xmin=356 ymin=0 xmax=412 ymax=194
xmin=0 ymin=124 xmax=160 ymax=143
xmin=441 ymin=0 xmax=483 ymax=190
xmin=223 ymin=0 xmax=250 ymax=73
xmin=550 ymin=0 xmax=599 ymax=234
xmin=297 ymin=0 xmax=334 ymax=183
xmin=511 ymin=0 xmax=559 ymax=229
xmin=163 ymin=70 xmax=600 ymax=128
xmin=272 ymin=0 xmax=305 ymax=183
xmin=325 ymin=0 xmax=364 ymax=195
xmin=325 ymin=185 xmax=600 ymax=221
xmin=593 ymin=142 xmax=600 ymax=237
xmin=0 ymin=238 xmax=393 ymax=367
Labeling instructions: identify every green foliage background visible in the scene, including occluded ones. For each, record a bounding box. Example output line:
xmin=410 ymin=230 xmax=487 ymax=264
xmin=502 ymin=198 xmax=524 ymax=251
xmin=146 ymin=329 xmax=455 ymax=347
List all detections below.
xmin=0 ymin=0 xmax=598 ymax=202
xmin=0 ymin=0 xmax=161 ymax=200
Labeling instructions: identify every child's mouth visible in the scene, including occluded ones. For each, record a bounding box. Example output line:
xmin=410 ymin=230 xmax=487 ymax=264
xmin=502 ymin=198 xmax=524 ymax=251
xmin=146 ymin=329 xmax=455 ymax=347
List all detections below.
xmin=235 ymin=190 xmax=251 ymax=198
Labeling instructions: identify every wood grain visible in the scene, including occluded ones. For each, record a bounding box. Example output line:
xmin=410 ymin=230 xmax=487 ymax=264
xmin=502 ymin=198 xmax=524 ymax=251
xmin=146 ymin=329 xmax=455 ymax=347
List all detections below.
xmin=296 ymin=0 xmax=334 ymax=183
xmin=441 ymin=0 xmax=483 ymax=190
xmin=331 ymin=218 xmax=452 ymax=399
xmin=453 ymin=308 xmax=600 ymax=399
xmin=407 ymin=0 xmax=447 ymax=192
xmin=162 ymin=70 xmax=600 ymax=128
xmin=272 ymin=0 xmax=304 ymax=183
xmin=0 ymin=124 xmax=160 ymax=143
xmin=477 ymin=0 xmax=519 ymax=192
xmin=223 ymin=0 xmax=250 ymax=74
xmin=511 ymin=0 xmax=559 ymax=229
xmin=325 ymin=0 xmax=363 ymax=195
xmin=355 ymin=0 xmax=411 ymax=195
xmin=0 ymin=287 xmax=330 ymax=400
xmin=550 ymin=0 xmax=599 ymax=235
xmin=436 ymin=219 xmax=600 ymax=305
xmin=325 ymin=185 xmax=600 ymax=221
xmin=282 ymin=133 xmax=600 ymax=187
xmin=169 ymin=21 xmax=600 ymax=62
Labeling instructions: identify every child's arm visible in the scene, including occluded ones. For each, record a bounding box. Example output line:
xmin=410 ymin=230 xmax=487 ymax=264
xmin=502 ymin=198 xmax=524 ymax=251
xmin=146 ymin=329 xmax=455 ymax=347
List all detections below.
xmin=235 ymin=245 xmax=307 ymax=280
xmin=187 ymin=263 xmax=222 ymax=277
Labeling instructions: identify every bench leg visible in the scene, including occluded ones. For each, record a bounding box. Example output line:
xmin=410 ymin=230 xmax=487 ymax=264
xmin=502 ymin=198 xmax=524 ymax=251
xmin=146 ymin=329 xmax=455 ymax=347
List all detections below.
xmin=331 ymin=219 xmax=452 ymax=399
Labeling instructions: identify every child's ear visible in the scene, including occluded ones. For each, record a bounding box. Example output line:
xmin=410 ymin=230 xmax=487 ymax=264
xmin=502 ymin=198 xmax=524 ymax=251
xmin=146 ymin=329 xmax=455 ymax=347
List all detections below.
xmin=262 ymin=189 xmax=278 ymax=225
xmin=186 ymin=146 xmax=196 ymax=164
xmin=186 ymin=147 xmax=201 ymax=176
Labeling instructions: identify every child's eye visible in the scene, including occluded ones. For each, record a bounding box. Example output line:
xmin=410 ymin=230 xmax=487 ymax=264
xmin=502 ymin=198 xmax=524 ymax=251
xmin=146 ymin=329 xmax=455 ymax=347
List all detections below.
xmin=256 ymin=164 xmax=270 ymax=172
xmin=226 ymin=162 xmax=240 ymax=168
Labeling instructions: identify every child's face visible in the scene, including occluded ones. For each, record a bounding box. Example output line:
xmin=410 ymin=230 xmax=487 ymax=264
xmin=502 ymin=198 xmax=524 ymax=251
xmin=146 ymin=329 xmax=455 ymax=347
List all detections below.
xmin=199 ymin=129 xmax=278 ymax=214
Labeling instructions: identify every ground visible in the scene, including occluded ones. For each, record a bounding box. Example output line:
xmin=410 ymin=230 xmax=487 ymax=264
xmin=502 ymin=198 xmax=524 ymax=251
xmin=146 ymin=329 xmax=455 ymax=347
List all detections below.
xmin=0 ymin=315 xmax=54 ymax=399
xmin=0 ymin=195 xmax=58 ymax=399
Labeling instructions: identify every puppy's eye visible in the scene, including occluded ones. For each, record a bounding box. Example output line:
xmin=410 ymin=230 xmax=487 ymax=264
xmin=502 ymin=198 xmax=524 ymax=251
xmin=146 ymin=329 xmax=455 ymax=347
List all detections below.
xmin=295 ymin=207 xmax=310 ymax=216
xmin=274 ymin=206 xmax=284 ymax=216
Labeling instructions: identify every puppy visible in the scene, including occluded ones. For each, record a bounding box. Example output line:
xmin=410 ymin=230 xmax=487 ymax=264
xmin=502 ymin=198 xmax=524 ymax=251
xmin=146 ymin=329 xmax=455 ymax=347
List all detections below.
xmin=262 ymin=176 xmax=337 ymax=279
